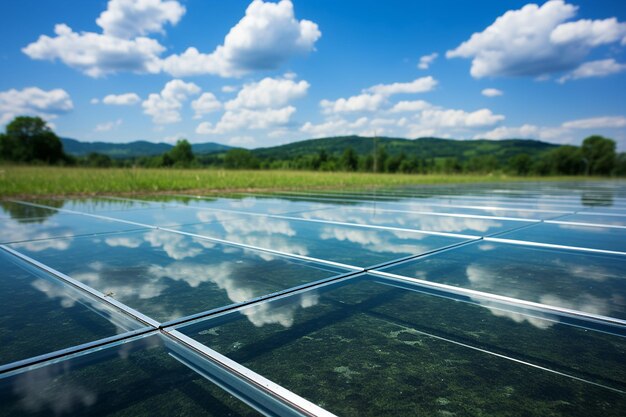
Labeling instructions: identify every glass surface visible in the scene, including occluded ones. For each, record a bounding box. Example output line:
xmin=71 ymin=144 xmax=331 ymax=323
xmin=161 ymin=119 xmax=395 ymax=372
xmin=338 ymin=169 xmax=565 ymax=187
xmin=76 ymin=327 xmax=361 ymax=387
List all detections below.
xmin=8 ymin=229 xmax=348 ymax=323
xmin=0 ymin=201 xmax=62 ymax=220
xmin=291 ymin=206 xmax=527 ymax=236
xmin=0 ymin=334 xmax=263 ymax=417
xmin=29 ymin=197 xmax=163 ymax=213
xmin=0 ymin=211 xmax=145 ymax=245
xmin=501 ymin=222 xmax=626 ymax=253
xmin=98 ymin=206 xmax=244 ymax=227
xmin=0 ymin=250 xmax=144 ymax=365
xmin=176 ymin=213 xmax=469 ymax=267
xmin=557 ymin=213 xmax=626 ymax=227
xmin=157 ymin=195 xmax=334 ymax=216
xmin=178 ymin=274 xmax=626 ymax=417
xmin=373 ymin=202 xmax=566 ymax=220
xmin=381 ymin=241 xmax=626 ymax=319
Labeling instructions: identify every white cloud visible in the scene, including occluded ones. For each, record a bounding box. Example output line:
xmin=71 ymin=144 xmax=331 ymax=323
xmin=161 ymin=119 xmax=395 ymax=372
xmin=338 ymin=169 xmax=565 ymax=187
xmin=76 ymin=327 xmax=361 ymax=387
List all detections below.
xmin=0 ymin=87 xmax=73 ymax=124
xmin=320 ymin=94 xmax=385 ymax=114
xmin=559 ymin=59 xmax=626 ymax=82
xmin=550 ymin=17 xmax=626 ymax=47
xmin=481 ymin=88 xmax=503 ymax=97
xmin=228 ymin=135 xmax=256 ymax=147
xmin=418 ymin=53 xmax=438 ymax=70
xmin=419 ymin=108 xmax=504 ymax=128
xmin=478 ymin=124 xmax=540 ymax=140
xmin=366 ymin=76 xmax=437 ymax=96
xmin=23 ymin=24 xmax=165 ymax=78
xmin=221 ymin=85 xmax=239 ymax=93
xmin=447 ymin=1 xmax=626 ymax=79
xmin=191 ymin=93 xmax=222 ymax=118
xmin=102 ymin=93 xmax=141 ymax=105
xmin=142 ymin=79 xmax=200 ymax=124
xmin=562 ymin=116 xmax=626 ymax=129
xmin=161 ymin=0 xmax=320 ymax=77
xmin=95 ymin=119 xmax=122 ymax=132
xmin=196 ymin=106 xmax=296 ymax=134
xmin=96 ymin=0 xmax=185 ymax=39
xmin=90 ymin=98 xmax=100 ymax=104
xmin=300 ymin=117 xmax=369 ymax=137
xmin=389 ymin=100 xmax=432 ymax=113
xmin=225 ymin=77 xmax=309 ymax=110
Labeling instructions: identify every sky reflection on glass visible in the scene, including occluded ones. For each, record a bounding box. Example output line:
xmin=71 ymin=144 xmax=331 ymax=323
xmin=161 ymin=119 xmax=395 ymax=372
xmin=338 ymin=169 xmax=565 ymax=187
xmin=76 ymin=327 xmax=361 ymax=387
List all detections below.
xmin=8 ymin=229 xmax=347 ymax=322
xmin=178 ymin=274 xmax=626 ymax=417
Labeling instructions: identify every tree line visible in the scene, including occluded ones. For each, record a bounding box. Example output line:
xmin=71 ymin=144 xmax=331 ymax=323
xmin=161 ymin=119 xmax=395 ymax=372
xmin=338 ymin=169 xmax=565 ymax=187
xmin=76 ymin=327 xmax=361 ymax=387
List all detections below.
xmin=1 ymin=116 xmax=625 ymax=176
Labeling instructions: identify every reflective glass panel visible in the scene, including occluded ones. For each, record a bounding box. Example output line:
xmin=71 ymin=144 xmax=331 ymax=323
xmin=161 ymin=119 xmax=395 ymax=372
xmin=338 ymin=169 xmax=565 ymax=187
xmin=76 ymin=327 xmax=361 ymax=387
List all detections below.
xmin=501 ymin=222 xmax=626 ymax=252
xmin=0 ymin=334 xmax=264 ymax=417
xmin=381 ymin=240 xmax=626 ymax=319
xmin=0 ymin=212 xmax=145 ymax=245
xmin=176 ymin=213 xmax=469 ymax=267
xmin=177 ymin=274 xmax=626 ymax=417
xmin=291 ymin=206 xmax=527 ymax=236
xmin=0 ymin=250 xmax=144 ymax=366
xmin=8 ymin=230 xmax=348 ymax=323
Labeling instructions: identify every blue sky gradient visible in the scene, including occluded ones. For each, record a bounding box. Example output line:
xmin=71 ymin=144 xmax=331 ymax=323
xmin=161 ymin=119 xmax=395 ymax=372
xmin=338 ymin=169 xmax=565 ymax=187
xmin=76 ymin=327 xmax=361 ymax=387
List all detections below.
xmin=0 ymin=0 xmax=625 ymax=149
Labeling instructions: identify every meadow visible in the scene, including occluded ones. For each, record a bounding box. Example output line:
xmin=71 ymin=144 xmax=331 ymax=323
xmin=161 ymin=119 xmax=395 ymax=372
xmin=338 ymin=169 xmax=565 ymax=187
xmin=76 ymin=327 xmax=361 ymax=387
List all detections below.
xmin=0 ymin=165 xmax=583 ymax=197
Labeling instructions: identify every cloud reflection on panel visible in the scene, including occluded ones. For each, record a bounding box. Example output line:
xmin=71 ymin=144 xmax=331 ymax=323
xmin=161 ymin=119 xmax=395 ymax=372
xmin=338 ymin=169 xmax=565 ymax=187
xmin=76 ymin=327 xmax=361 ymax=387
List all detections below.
xmin=30 ymin=229 xmax=331 ymax=323
xmin=319 ymin=226 xmax=432 ymax=255
xmin=13 ymin=364 xmax=97 ymax=415
xmin=189 ymin=212 xmax=310 ymax=259
xmin=299 ymin=208 xmax=503 ymax=235
xmin=1 ymin=219 xmax=73 ymax=251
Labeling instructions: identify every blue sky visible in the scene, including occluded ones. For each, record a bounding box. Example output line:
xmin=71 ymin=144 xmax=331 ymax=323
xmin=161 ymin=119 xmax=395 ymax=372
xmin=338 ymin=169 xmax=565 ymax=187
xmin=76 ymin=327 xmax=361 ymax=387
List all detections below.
xmin=0 ymin=0 xmax=625 ymax=149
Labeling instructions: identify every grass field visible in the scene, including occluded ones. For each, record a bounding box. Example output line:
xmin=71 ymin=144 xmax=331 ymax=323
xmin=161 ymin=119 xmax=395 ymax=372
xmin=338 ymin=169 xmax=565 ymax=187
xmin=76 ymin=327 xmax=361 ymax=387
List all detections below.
xmin=0 ymin=165 xmax=595 ymax=197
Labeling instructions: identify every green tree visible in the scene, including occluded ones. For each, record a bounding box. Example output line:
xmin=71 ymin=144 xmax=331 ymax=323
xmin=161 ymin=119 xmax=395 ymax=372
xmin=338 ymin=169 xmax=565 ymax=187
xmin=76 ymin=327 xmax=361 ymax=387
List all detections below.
xmin=508 ymin=153 xmax=532 ymax=175
xmin=167 ymin=139 xmax=194 ymax=166
xmin=1 ymin=116 xmax=66 ymax=163
xmin=545 ymin=146 xmax=584 ymax=175
xmin=614 ymin=153 xmax=626 ymax=177
xmin=340 ymin=147 xmax=358 ymax=171
xmin=581 ymin=135 xmax=616 ymax=175
xmin=224 ymin=149 xmax=260 ymax=169
xmin=84 ymin=152 xmax=112 ymax=167
xmin=373 ymin=145 xmax=387 ymax=173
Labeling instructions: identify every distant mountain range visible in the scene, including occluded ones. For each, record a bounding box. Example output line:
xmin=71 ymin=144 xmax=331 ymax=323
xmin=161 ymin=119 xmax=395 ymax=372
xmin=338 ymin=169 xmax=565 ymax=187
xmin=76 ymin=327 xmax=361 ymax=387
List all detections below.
xmin=62 ymin=136 xmax=557 ymax=162
xmin=61 ymin=138 xmax=232 ymax=158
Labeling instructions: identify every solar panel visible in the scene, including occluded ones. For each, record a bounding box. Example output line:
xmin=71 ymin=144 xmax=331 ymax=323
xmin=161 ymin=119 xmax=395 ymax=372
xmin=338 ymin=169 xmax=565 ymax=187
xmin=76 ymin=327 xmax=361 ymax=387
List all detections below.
xmin=1 ymin=181 xmax=625 ymax=416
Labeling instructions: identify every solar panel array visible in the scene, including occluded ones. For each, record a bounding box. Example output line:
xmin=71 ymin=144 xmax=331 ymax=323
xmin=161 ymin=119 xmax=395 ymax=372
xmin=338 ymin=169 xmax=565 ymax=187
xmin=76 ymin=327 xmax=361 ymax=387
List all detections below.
xmin=1 ymin=181 xmax=625 ymax=416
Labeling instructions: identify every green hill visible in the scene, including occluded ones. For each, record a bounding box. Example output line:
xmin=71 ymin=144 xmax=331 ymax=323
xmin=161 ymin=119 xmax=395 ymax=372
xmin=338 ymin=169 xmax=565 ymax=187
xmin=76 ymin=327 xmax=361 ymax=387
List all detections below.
xmin=61 ymin=138 xmax=231 ymax=158
xmin=253 ymin=136 xmax=556 ymax=163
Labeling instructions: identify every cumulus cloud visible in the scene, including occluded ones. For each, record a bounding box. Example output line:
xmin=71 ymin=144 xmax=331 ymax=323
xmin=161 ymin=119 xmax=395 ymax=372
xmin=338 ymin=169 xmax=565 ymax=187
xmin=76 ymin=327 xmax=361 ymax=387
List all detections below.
xmin=196 ymin=106 xmax=296 ymax=134
xmin=142 ymin=79 xmax=200 ymax=124
xmin=161 ymin=0 xmax=321 ymax=77
xmin=418 ymin=53 xmax=438 ymax=70
xmin=96 ymin=0 xmax=185 ymax=39
xmin=481 ymin=88 xmax=503 ymax=97
xmin=550 ymin=17 xmax=626 ymax=47
xmin=300 ymin=117 xmax=370 ymax=137
xmin=389 ymin=100 xmax=432 ymax=113
xmin=447 ymin=1 xmax=626 ymax=79
xmin=366 ymin=76 xmax=437 ymax=96
xmin=102 ymin=93 xmax=141 ymax=105
xmin=479 ymin=124 xmax=540 ymax=140
xmin=562 ymin=116 xmax=626 ymax=129
xmin=191 ymin=93 xmax=222 ymax=118
xmin=0 ymin=87 xmax=73 ymax=124
xmin=95 ymin=119 xmax=123 ymax=132
xmin=559 ymin=59 xmax=626 ymax=82
xmin=23 ymin=24 xmax=165 ymax=78
xmin=225 ymin=77 xmax=309 ymax=111
xmin=320 ymin=94 xmax=385 ymax=114
xmin=419 ymin=108 xmax=504 ymax=128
